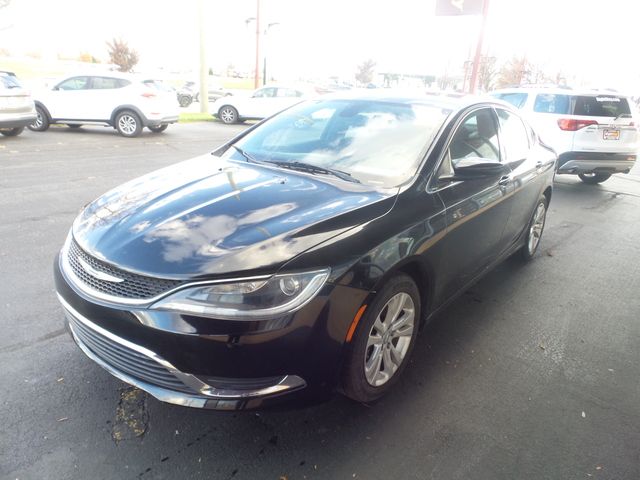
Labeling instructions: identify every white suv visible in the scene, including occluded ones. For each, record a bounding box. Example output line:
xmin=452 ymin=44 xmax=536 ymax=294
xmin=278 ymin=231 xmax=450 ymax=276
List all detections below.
xmin=28 ymin=73 xmax=179 ymax=137
xmin=490 ymin=87 xmax=637 ymax=184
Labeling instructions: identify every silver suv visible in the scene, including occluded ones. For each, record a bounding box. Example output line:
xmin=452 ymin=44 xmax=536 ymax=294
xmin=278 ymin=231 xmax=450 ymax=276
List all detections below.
xmin=490 ymin=86 xmax=637 ymax=184
xmin=0 ymin=71 xmax=36 ymax=137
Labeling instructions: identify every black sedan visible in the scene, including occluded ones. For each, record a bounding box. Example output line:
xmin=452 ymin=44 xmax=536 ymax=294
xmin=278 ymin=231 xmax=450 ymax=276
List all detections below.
xmin=54 ymin=94 xmax=556 ymax=410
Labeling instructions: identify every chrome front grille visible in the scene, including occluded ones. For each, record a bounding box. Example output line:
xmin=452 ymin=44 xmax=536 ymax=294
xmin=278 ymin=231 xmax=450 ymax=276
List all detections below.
xmin=67 ymin=311 xmax=194 ymax=394
xmin=67 ymin=239 xmax=182 ymax=300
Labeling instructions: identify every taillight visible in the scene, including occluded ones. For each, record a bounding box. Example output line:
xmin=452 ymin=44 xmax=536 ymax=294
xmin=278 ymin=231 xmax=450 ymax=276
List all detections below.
xmin=141 ymin=91 xmax=157 ymax=98
xmin=557 ymin=118 xmax=598 ymax=131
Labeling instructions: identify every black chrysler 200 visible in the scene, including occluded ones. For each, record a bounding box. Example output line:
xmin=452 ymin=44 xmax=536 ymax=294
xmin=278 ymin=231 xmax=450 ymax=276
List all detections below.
xmin=54 ymin=94 xmax=556 ymax=410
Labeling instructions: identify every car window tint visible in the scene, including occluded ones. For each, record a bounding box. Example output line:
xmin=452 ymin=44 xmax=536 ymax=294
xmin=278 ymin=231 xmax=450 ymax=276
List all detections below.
xmin=0 ymin=72 xmax=21 ymax=89
xmin=277 ymin=88 xmax=300 ymax=97
xmin=493 ymin=92 xmax=528 ymax=109
xmin=449 ymin=109 xmax=500 ymax=165
xmin=57 ymin=77 xmax=90 ymax=91
xmin=533 ymin=93 xmax=570 ymax=114
xmin=573 ymin=95 xmax=630 ymax=117
xmin=92 ymin=77 xmax=126 ymax=89
xmin=496 ymin=109 xmax=530 ymax=163
xmin=254 ymin=87 xmax=277 ymax=98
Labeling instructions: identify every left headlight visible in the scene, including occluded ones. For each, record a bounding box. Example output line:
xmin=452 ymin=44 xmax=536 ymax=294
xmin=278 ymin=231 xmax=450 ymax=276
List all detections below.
xmin=149 ymin=269 xmax=330 ymax=320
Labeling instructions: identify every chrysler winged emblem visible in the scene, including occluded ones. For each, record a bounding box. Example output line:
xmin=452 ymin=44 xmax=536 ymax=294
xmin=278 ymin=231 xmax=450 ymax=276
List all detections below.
xmin=77 ymin=257 xmax=125 ymax=283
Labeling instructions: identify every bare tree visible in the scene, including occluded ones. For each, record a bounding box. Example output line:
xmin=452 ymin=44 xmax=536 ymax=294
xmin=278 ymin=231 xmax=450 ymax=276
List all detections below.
xmin=478 ymin=56 xmax=498 ymax=92
xmin=355 ymin=59 xmax=376 ymax=86
xmin=0 ymin=0 xmax=10 ymax=9
xmin=106 ymin=38 xmax=139 ymax=72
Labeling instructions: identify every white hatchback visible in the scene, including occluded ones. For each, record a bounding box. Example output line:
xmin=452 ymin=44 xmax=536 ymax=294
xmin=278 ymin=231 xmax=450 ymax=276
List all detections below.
xmin=490 ymin=87 xmax=637 ymax=184
xmin=212 ymin=85 xmax=310 ymax=124
xmin=28 ymin=73 xmax=179 ymax=137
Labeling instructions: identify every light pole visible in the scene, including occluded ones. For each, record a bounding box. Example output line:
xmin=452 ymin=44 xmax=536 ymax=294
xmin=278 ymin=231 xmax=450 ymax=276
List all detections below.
xmin=262 ymin=22 xmax=280 ymax=86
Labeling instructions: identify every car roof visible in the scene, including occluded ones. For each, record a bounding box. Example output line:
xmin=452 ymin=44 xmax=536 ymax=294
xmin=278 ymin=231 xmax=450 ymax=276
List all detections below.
xmin=490 ymin=86 xmax=630 ymax=98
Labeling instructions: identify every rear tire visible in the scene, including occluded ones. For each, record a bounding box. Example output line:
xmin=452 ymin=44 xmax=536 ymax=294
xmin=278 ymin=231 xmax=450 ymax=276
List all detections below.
xmin=148 ymin=124 xmax=168 ymax=133
xmin=578 ymin=173 xmax=611 ymax=184
xmin=115 ymin=110 xmax=143 ymax=137
xmin=28 ymin=106 xmax=50 ymax=132
xmin=0 ymin=127 xmax=24 ymax=136
xmin=341 ymin=274 xmax=420 ymax=404
xmin=67 ymin=124 xmax=82 ymax=129
xmin=520 ymin=195 xmax=548 ymax=261
xmin=178 ymin=95 xmax=192 ymax=107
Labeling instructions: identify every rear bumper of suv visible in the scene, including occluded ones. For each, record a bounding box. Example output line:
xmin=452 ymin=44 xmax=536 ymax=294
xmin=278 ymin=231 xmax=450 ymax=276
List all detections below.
xmin=0 ymin=111 xmax=37 ymax=129
xmin=557 ymin=151 xmax=637 ymax=174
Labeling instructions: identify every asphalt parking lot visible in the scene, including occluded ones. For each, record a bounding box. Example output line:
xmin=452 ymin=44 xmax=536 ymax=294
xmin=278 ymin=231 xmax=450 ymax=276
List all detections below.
xmin=1 ymin=123 xmax=639 ymax=480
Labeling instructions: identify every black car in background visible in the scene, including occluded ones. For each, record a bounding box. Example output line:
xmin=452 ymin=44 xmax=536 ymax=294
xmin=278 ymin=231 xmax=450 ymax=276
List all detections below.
xmin=54 ymin=94 xmax=556 ymax=410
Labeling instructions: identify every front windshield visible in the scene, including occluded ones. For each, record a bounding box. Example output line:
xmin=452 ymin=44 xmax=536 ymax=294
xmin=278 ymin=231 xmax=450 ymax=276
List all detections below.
xmin=231 ymin=99 xmax=451 ymax=187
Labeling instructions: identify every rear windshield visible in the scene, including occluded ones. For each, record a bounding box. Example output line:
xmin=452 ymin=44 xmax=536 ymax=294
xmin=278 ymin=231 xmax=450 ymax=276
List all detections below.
xmin=0 ymin=72 xmax=22 ymax=90
xmin=492 ymin=92 xmax=528 ymax=109
xmin=573 ymin=95 xmax=630 ymax=117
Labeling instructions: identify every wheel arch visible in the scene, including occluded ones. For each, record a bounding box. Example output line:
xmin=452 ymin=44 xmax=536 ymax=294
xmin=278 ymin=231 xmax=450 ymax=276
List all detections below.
xmin=110 ymin=105 xmax=148 ymax=127
xmin=542 ymin=185 xmax=552 ymax=204
xmin=33 ymin=101 xmax=52 ymax=121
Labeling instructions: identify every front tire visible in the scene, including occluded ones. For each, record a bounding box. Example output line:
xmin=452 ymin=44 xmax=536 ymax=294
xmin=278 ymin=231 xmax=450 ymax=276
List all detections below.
xmin=218 ymin=106 xmax=238 ymax=124
xmin=0 ymin=127 xmax=24 ymax=136
xmin=520 ymin=195 xmax=548 ymax=261
xmin=148 ymin=124 xmax=168 ymax=133
xmin=28 ymin=106 xmax=50 ymax=132
xmin=178 ymin=95 xmax=192 ymax=107
xmin=341 ymin=274 xmax=420 ymax=404
xmin=115 ymin=110 xmax=143 ymax=137
xmin=578 ymin=173 xmax=611 ymax=184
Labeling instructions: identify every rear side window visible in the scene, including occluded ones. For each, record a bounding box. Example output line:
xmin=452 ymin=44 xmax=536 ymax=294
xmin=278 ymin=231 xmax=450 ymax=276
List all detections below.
xmin=573 ymin=95 xmax=630 ymax=117
xmin=91 ymin=77 xmax=129 ymax=89
xmin=493 ymin=92 xmax=528 ymax=109
xmin=496 ymin=109 xmax=530 ymax=163
xmin=533 ymin=94 xmax=570 ymax=114
xmin=0 ymin=73 xmax=22 ymax=89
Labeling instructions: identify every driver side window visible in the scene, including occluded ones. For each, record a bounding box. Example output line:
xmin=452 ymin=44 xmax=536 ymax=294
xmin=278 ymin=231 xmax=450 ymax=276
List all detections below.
xmin=57 ymin=76 xmax=90 ymax=91
xmin=448 ymin=108 xmax=500 ymax=167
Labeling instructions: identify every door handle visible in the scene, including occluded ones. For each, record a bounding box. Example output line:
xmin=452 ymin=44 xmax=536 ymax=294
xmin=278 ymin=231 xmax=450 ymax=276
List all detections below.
xmin=498 ymin=175 xmax=510 ymax=187
xmin=536 ymin=161 xmax=544 ymax=169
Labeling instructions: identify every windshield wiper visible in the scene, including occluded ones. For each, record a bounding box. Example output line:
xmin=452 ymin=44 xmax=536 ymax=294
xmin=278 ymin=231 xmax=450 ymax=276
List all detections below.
xmin=266 ymin=161 xmax=360 ymax=184
xmin=231 ymin=145 xmax=263 ymax=165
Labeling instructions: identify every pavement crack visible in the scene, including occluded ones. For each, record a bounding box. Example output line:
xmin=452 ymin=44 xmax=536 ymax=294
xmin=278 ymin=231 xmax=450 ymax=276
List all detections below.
xmin=111 ymin=386 xmax=149 ymax=443
xmin=0 ymin=328 xmax=67 ymax=355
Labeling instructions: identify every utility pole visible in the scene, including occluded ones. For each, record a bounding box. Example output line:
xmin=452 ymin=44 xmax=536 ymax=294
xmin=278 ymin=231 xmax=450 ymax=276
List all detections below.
xmin=198 ymin=0 xmax=208 ymax=113
xmin=468 ymin=0 xmax=490 ymax=94
xmin=254 ymin=0 xmax=261 ymax=89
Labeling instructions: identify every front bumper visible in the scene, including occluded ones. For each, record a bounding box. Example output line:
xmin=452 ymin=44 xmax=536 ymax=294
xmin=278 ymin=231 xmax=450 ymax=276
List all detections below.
xmin=557 ymin=151 xmax=637 ymax=174
xmin=54 ymin=254 xmax=366 ymax=410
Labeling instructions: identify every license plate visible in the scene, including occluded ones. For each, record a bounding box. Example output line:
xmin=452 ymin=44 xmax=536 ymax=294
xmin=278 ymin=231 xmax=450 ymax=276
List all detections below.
xmin=603 ymin=129 xmax=620 ymax=140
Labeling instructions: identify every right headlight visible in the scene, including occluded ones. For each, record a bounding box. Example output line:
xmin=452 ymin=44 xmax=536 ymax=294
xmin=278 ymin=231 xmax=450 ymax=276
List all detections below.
xmin=150 ymin=269 xmax=330 ymax=320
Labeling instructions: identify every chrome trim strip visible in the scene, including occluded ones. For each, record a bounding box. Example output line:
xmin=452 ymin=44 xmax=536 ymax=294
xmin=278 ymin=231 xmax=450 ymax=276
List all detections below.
xmin=76 ymin=256 xmax=125 ymax=283
xmin=57 ymin=293 xmax=306 ymax=408
xmin=59 ymin=234 xmax=271 ymax=307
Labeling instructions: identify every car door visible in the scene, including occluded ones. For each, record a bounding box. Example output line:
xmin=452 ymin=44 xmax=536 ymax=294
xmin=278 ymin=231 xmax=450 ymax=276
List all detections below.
xmin=275 ymin=87 xmax=305 ymax=113
xmin=495 ymin=107 xmax=552 ymax=247
xmin=88 ymin=76 xmax=131 ymax=120
xmin=434 ymin=107 xmax=514 ymax=297
xmin=45 ymin=76 xmax=91 ymax=119
xmin=243 ymin=87 xmax=278 ymax=118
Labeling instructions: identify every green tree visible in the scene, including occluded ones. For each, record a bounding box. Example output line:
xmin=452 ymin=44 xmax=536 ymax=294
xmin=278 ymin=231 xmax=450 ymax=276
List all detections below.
xmin=106 ymin=38 xmax=139 ymax=72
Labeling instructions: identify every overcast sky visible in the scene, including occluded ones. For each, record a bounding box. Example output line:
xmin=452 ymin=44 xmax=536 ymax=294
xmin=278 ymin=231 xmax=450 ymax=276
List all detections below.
xmin=1 ymin=0 xmax=639 ymax=91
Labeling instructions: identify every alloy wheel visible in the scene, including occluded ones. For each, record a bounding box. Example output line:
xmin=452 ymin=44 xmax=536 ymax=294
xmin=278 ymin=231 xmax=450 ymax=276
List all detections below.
xmin=220 ymin=107 xmax=237 ymax=124
xmin=118 ymin=114 xmax=137 ymax=135
xmin=364 ymin=292 xmax=415 ymax=387
xmin=528 ymin=202 xmax=546 ymax=254
xmin=33 ymin=111 xmax=44 ymax=129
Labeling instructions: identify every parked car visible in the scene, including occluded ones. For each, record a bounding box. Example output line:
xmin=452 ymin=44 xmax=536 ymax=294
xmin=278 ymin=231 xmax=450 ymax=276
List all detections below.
xmin=181 ymin=80 xmax=231 ymax=104
xmin=54 ymin=94 xmax=556 ymax=410
xmin=212 ymin=85 xmax=309 ymax=124
xmin=0 ymin=71 xmax=36 ymax=137
xmin=490 ymin=86 xmax=638 ymax=184
xmin=28 ymin=73 xmax=179 ymax=137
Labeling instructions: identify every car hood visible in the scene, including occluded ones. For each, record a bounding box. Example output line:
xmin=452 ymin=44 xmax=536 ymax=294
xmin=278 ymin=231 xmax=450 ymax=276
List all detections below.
xmin=73 ymin=155 xmax=396 ymax=279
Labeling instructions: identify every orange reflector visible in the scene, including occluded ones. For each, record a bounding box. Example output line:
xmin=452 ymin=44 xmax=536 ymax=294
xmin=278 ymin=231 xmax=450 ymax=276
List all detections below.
xmin=345 ymin=305 xmax=367 ymax=343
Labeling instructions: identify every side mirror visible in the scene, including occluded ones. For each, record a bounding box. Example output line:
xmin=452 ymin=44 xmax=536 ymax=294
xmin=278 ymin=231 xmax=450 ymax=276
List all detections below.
xmin=453 ymin=157 xmax=507 ymax=178
xmin=52 ymin=86 xmax=60 ymax=91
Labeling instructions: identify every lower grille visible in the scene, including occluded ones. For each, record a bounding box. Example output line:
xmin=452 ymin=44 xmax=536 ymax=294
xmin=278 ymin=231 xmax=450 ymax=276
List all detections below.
xmin=67 ymin=312 xmax=194 ymax=394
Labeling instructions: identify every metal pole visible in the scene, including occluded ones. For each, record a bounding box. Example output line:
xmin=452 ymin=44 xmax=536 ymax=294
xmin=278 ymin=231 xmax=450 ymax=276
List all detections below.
xmin=468 ymin=0 xmax=490 ymax=94
xmin=198 ymin=0 xmax=208 ymax=113
xmin=254 ymin=0 xmax=261 ymax=89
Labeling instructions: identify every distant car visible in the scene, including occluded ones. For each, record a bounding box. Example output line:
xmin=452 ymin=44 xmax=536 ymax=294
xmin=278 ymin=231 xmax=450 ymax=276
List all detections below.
xmin=0 ymin=71 xmax=36 ymax=137
xmin=181 ymin=80 xmax=231 ymax=103
xmin=28 ymin=73 xmax=179 ymax=137
xmin=212 ymin=85 xmax=309 ymax=124
xmin=490 ymin=86 xmax=638 ymax=184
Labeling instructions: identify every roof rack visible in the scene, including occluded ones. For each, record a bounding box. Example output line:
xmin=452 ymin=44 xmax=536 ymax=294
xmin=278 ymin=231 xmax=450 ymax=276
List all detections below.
xmin=511 ymin=83 xmax=573 ymax=90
